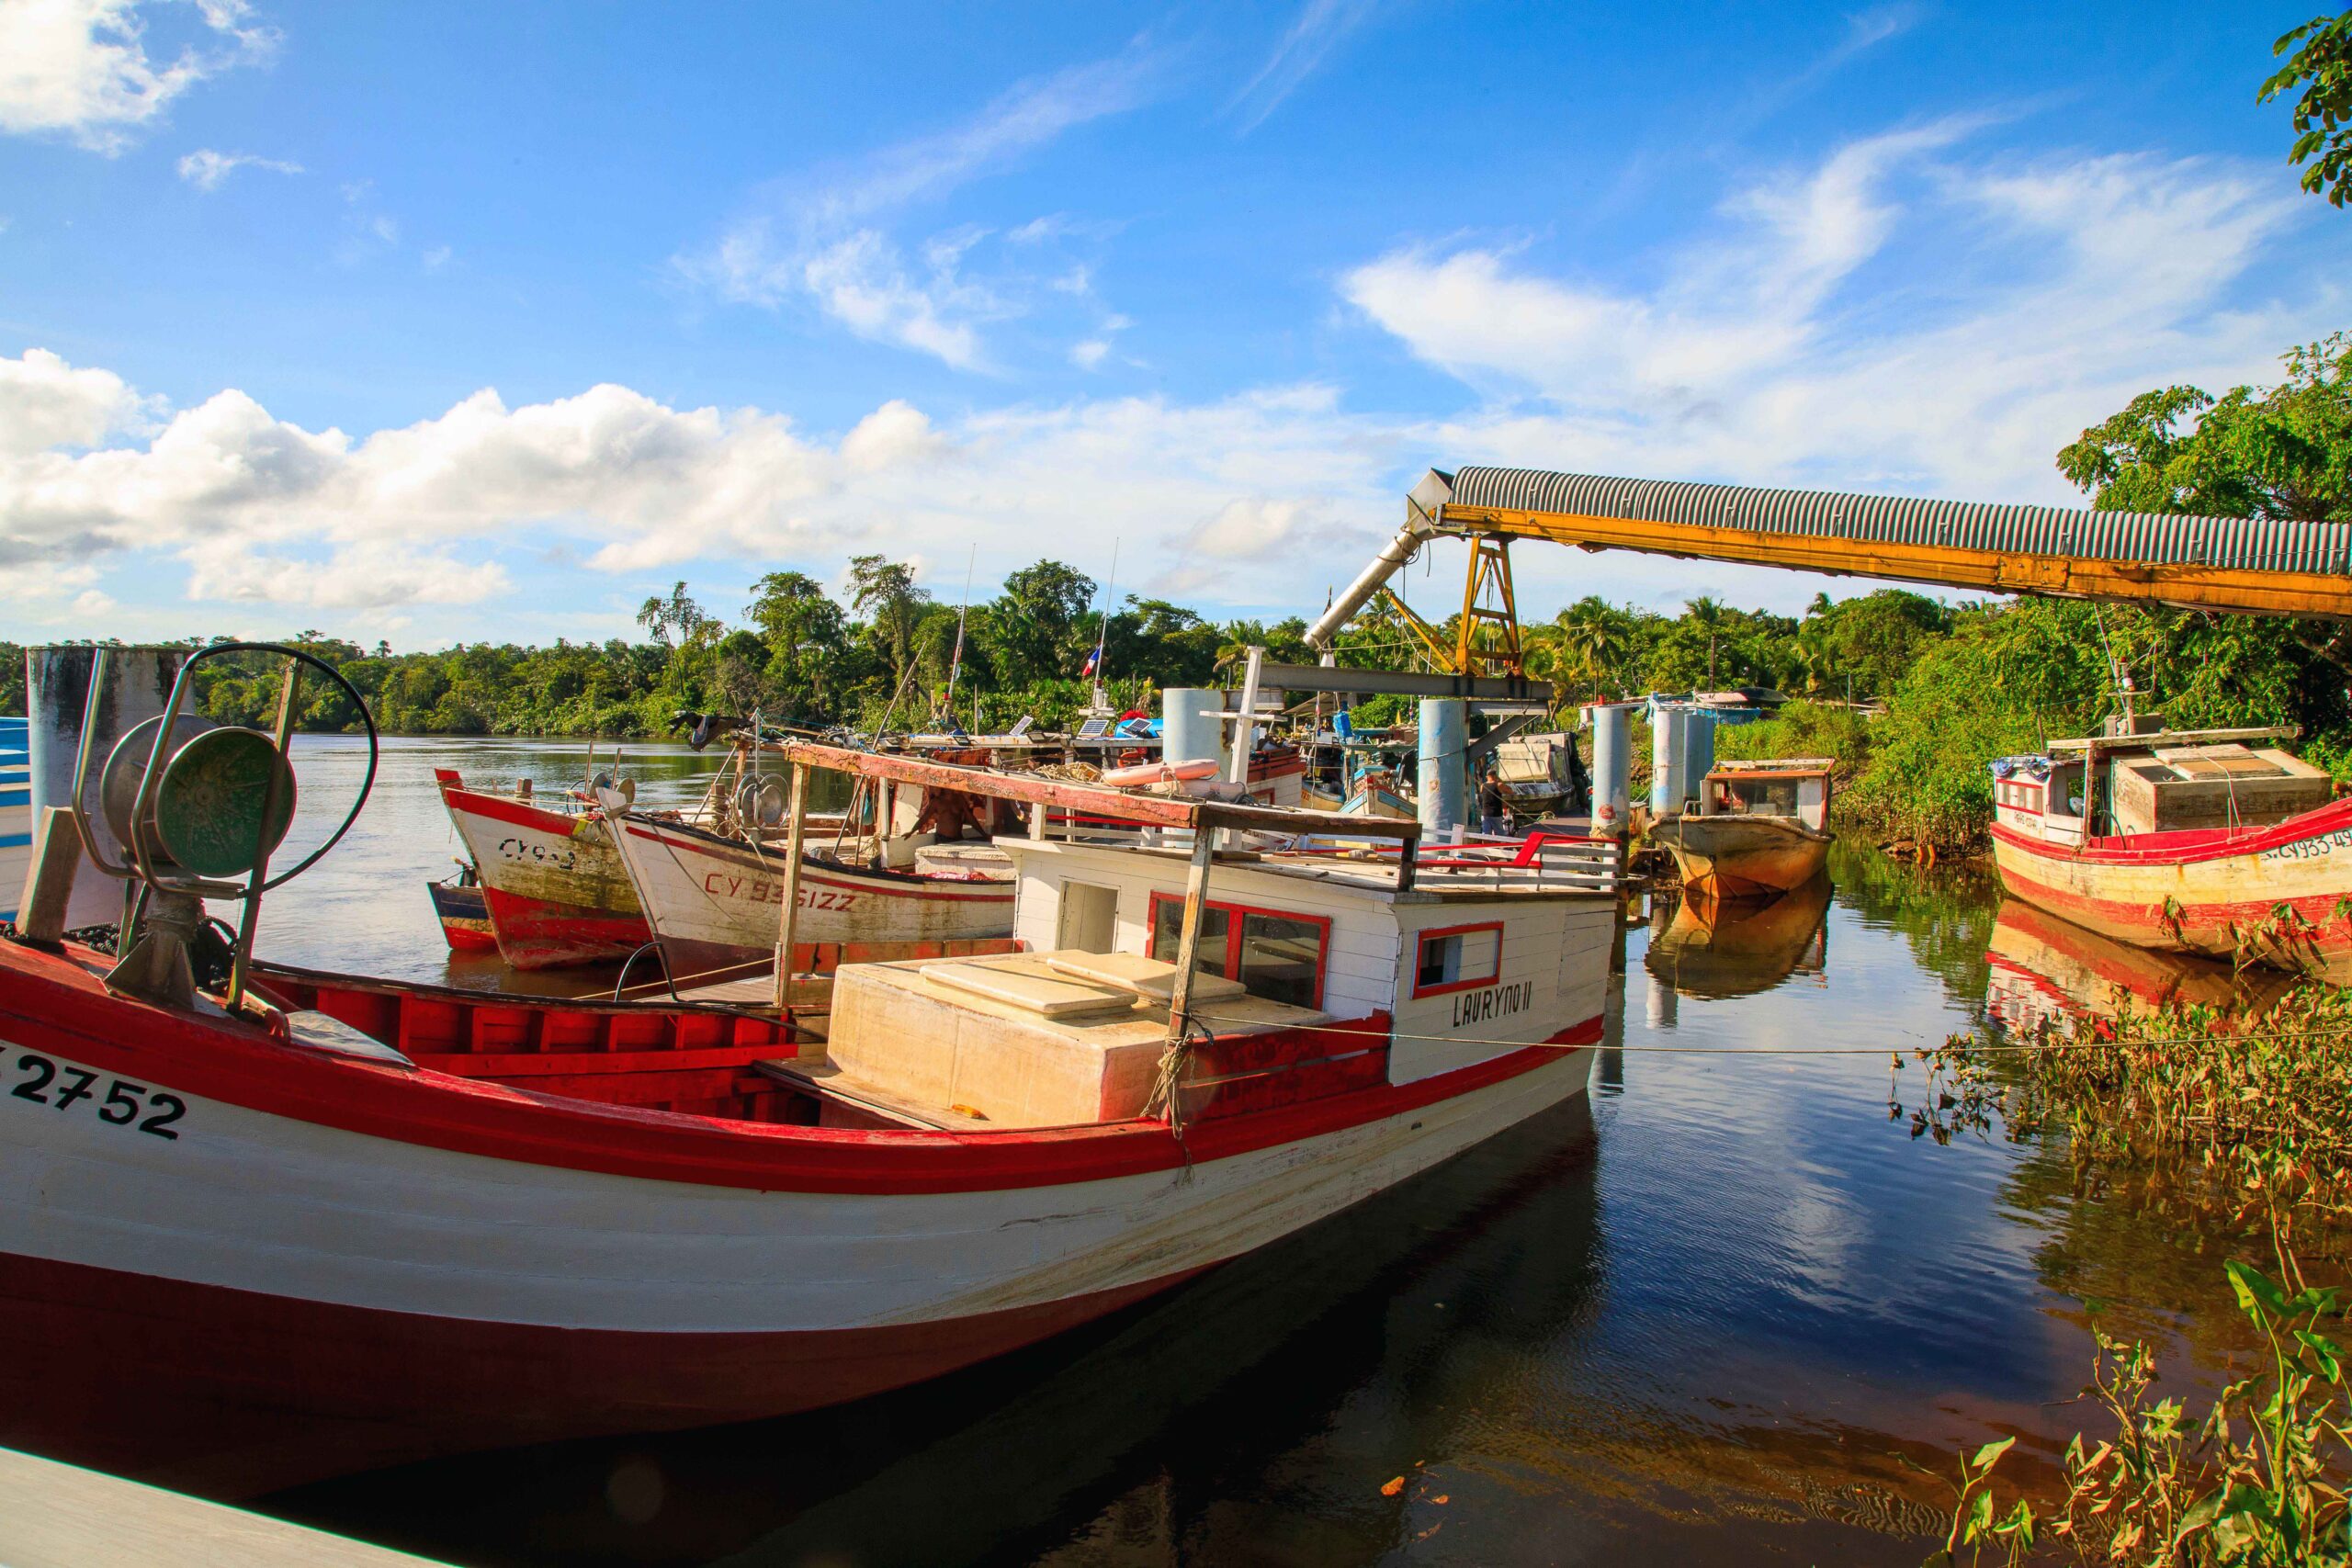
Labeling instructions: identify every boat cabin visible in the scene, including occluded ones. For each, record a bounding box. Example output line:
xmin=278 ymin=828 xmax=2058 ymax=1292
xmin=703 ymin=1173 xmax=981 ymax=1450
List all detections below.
xmin=1991 ymin=728 xmax=2334 ymax=847
xmin=1696 ymin=759 xmax=1833 ymax=834
xmin=1492 ymin=732 xmax=1580 ymax=812
xmin=750 ymin=739 xmax=1621 ymax=1132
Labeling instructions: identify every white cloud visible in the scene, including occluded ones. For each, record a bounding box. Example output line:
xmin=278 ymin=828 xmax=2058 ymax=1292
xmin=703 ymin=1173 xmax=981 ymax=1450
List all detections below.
xmin=1069 ymin=339 xmax=1110 ymax=370
xmin=797 ymin=230 xmax=989 ymax=368
xmin=1345 ymin=130 xmax=2331 ymax=505
xmin=1229 ymin=0 xmax=1376 ymax=133
xmin=0 ymin=346 xmax=148 ymax=456
xmin=678 ymin=42 xmax=1159 ymax=367
xmin=176 ymin=146 xmax=301 ymax=189
xmin=0 ymin=0 xmax=277 ymax=153
xmin=422 ymin=243 xmax=452 ymax=270
xmin=183 ymin=541 xmax=509 ymax=609
xmin=0 ymin=347 xmax=1398 ymax=617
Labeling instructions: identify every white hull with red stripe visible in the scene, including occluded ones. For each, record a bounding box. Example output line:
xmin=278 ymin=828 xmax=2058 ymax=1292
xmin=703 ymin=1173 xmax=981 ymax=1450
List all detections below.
xmin=607 ymin=813 xmax=1015 ymax=982
xmin=0 ymin=936 xmax=1593 ymax=1495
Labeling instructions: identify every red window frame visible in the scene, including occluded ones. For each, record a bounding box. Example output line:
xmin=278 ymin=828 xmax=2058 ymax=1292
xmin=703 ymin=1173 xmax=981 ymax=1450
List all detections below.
xmin=1410 ymin=921 xmax=1505 ymax=998
xmin=1145 ymin=893 xmax=1331 ymax=1009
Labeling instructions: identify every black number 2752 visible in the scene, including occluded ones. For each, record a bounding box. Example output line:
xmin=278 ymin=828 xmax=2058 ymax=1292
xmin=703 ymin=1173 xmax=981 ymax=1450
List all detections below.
xmin=10 ymin=1054 xmax=184 ymax=1139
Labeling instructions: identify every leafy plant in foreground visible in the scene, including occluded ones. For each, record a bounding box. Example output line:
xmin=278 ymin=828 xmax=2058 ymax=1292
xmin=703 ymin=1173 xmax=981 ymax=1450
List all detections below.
xmin=1929 ymin=1257 xmax=2352 ymax=1566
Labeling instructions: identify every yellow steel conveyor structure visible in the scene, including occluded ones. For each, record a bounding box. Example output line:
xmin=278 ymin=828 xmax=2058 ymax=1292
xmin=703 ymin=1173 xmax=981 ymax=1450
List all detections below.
xmin=1305 ymin=467 xmax=2352 ymax=665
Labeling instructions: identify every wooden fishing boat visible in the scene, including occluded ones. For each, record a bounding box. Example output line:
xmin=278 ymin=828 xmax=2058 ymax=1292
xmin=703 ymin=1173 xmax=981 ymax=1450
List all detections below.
xmin=0 ymin=695 xmax=1621 ymax=1498
xmin=426 ymin=863 xmax=495 ymax=953
xmin=434 ymin=770 xmax=652 ymax=968
xmin=1989 ymin=727 xmax=2352 ymax=977
xmin=1647 ymin=760 xmax=1834 ymax=899
xmin=602 ymin=808 xmax=1019 ymax=986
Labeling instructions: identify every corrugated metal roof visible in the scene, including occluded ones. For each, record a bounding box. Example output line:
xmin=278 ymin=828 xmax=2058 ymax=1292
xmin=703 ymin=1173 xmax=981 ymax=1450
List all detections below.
xmin=1439 ymin=467 xmax=2352 ymax=577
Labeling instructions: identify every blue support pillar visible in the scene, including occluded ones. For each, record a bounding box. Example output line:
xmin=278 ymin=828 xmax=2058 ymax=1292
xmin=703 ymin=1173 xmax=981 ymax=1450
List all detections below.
xmin=1418 ymin=697 xmax=1466 ymax=838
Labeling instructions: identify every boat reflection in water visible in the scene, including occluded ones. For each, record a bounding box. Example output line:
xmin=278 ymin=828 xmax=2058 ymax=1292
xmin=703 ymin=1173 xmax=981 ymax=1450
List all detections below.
xmin=1644 ymin=874 xmax=1833 ymax=1001
xmin=1984 ymin=897 xmax=2298 ymax=1035
xmin=273 ymin=1098 xmax=1604 ymax=1568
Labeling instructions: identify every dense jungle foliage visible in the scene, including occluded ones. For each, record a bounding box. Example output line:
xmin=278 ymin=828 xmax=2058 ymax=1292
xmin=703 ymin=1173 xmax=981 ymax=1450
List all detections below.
xmin=3 ymin=337 xmax=2346 ymax=850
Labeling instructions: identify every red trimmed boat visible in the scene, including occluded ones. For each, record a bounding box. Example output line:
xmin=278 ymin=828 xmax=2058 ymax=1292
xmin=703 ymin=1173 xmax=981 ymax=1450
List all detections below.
xmin=435 ymin=770 xmax=654 ymax=968
xmin=0 ymin=685 xmax=1623 ymax=1499
xmin=426 ymin=863 xmax=496 ymax=952
xmin=1989 ymin=725 xmax=2352 ymax=978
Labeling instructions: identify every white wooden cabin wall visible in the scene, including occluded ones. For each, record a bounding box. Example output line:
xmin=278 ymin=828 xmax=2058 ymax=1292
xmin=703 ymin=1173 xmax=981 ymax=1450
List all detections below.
xmin=1006 ymin=840 xmax=1402 ymax=1020
xmin=1386 ymin=898 xmax=1614 ymax=1085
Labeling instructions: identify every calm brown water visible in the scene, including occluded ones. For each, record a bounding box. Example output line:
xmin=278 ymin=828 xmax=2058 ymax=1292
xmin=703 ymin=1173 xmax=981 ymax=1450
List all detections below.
xmin=244 ymin=736 xmax=2266 ymax=1566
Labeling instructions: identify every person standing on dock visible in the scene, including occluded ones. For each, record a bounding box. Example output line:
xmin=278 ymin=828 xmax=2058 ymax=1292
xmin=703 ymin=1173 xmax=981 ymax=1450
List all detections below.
xmin=1478 ymin=760 xmax=1507 ymax=836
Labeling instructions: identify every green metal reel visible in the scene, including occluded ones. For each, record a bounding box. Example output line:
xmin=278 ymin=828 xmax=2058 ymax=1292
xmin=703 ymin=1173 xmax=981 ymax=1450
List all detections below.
xmin=152 ymin=728 xmax=299 ymax=878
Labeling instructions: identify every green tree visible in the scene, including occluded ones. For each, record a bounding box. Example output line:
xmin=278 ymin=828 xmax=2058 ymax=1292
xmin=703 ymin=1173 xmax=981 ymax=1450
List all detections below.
xmin=2262 ymin=8 xmax=2352 ymax=208
xmin=744 ymin=570 xmax=848 ymax=714
xmin=2058 ymin=333 xmax=2352 ymax=675
xmin=1544 ymin=596 xmax=1631 ymax=702
xmin=984 ymin=560 xmax=1098 ymax=688
xmin=846 ymin=556 xmax=931 ymax=693
xmin=634 ymin=581 xmax=708 ymax=649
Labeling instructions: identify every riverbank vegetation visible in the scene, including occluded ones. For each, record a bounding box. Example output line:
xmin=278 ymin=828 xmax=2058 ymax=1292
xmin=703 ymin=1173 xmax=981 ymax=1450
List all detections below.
xmin=1909 ymin=984 xmax=2352 ymax=1564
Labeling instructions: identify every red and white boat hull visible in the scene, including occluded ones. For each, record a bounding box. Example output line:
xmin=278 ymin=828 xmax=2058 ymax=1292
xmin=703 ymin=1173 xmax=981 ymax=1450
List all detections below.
xmin=435 ymin=773 xmax=651 ymax=968
xmin=608 ymin=815 xmax=1016 ymax=983
xmin=0 ymin=942 xmax=1594 ymax=1495
xmin=1992 ymin=796 xmax=2352 ymax=977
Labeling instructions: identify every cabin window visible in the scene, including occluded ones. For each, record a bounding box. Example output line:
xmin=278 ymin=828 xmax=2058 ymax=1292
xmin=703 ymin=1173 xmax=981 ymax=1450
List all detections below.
xmin=1412 ymin=922 xmax=1503 ymax=998
xmin=1057 ymin=881 xmax=1119 ymax=953
xmin=1733 ymin=779 xmax=1801 ymax=817
xmin=1147 ymin=895 xmax=1330 ymax=1008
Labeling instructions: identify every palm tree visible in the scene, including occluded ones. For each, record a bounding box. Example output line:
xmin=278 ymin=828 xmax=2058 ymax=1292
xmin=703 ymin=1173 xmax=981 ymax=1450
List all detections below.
xmin=1683 ymin=595 xmax=1727 ymax=689
xmin=1548 ymin=598 xmax=1624 ymax=702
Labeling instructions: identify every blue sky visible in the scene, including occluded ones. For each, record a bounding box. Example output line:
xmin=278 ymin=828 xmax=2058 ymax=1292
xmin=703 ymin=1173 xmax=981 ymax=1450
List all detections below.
xmin=0 ymin=0 xmax=2344 ymax=649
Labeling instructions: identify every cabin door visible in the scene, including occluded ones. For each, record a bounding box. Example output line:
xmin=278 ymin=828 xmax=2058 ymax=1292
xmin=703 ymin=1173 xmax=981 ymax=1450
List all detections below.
xmin=1057 ymin=881 xmax=1118 ymax=953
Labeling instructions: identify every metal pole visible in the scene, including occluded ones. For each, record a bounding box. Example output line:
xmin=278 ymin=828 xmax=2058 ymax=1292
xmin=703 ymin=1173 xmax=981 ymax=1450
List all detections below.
xmin=227 ymin=656 xmax=302 ymax=1010
xmin=1226 ymin=646 xmax=1263 ymax=786
xmin=771 ymin=762 xmax=809 ymax=1014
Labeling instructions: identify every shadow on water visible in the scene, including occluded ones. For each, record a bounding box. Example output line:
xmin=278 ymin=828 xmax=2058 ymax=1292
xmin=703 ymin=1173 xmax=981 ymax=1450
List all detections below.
xmin=272 ymin=1097 xmax=1608 ymax=1568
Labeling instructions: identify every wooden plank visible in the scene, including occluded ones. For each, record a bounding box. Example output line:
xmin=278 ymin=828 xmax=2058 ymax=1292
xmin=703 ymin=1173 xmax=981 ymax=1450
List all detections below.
xmin=752 ymin=1058 xmax=959 ymax=1129
xmin=763 ymin=737 xmax=1419 ymax=842
xmin=0 ymin=1445 xmax=447 ymax=1567
xmin=773 ymin=762 xmax=808 ymax=1014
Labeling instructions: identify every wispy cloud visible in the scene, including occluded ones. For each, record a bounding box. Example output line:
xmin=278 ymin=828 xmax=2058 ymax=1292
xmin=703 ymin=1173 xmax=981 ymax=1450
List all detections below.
xmin=0 ymin=0 xmax=279 ymax=154
xmin=1344 ymin=126 xmax=2329 ymax=508
xmin=677 ymin=41 xmax=1162 ymax=367
xmin=1228 ymin=0 xmax=1376 ymax=133
xmin=176 ymin=147 xmax=300 ymax=189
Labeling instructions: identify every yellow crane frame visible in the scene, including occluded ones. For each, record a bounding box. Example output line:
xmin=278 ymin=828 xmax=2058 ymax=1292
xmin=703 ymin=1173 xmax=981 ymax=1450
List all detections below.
xmin=1371 ymin=535 xmax=1526 ymax=679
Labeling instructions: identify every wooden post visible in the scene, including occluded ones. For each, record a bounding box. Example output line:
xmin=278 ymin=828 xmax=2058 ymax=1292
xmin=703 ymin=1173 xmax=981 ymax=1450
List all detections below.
xmin=771 ymin=762 xmax=809 ymax=1014
xmin=1163 ymin=827 xmax=1217 ymax=1052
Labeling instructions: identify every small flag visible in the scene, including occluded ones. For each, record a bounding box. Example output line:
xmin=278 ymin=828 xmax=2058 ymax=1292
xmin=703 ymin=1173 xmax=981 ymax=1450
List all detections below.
xmin=1081 ymin=647 xmax=1101 ymax=678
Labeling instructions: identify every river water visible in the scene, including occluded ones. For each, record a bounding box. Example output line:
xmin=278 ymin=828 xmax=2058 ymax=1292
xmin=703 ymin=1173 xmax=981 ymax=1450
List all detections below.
xmin=241 ymin=736 xmax=2266 ymax=1565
